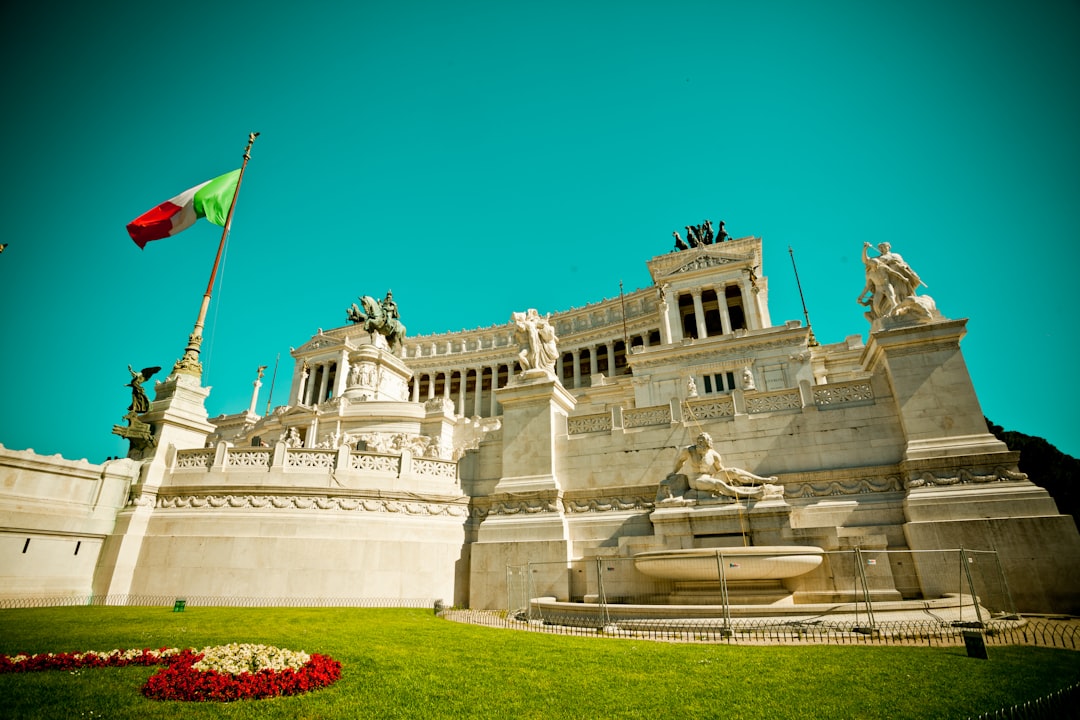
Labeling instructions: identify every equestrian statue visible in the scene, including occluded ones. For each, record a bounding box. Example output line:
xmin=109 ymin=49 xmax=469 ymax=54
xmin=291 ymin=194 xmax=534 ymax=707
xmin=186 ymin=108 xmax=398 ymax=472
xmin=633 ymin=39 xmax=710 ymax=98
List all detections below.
xmin=347 ymin=290 xmax=406 ymax=354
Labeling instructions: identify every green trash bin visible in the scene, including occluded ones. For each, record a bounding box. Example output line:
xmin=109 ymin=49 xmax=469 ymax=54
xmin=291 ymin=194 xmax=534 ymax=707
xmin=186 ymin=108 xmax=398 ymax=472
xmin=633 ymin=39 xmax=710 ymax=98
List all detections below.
xmin=172 ymin=599 xmax=186 ymax=612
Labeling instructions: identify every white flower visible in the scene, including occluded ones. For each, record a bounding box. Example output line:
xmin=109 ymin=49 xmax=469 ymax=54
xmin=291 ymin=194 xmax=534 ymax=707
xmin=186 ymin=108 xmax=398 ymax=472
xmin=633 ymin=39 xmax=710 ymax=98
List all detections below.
xmin=191 ymin=644 xmax=310 ymax=675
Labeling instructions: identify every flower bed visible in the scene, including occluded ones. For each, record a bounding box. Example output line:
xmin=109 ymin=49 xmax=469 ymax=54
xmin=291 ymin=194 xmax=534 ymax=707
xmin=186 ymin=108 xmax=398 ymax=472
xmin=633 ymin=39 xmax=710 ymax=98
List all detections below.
xmin=0 ymin=644 xmax=341 ymax=702
xmin=0 ymin=648 xmax=182 ymax=673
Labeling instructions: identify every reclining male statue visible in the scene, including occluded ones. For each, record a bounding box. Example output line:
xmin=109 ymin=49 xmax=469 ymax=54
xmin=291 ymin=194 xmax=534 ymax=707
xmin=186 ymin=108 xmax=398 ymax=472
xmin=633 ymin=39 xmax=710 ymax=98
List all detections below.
xmin=656 ymin=432 xmax=784 ymax=504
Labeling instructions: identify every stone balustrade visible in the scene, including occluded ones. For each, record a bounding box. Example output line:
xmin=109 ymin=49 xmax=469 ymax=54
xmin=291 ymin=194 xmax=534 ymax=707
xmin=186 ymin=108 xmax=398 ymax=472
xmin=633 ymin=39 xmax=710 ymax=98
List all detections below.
xmin=567 ymin=379 xmax=875 ymax=435
xmin=172 ymin=444 xmax=457 ymax=481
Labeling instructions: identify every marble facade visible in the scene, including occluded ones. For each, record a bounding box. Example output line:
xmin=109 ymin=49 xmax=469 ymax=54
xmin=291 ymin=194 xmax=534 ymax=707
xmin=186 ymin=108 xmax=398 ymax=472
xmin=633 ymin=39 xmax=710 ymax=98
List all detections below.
xmin=2 ymin=235 xmax=1078 ymax=613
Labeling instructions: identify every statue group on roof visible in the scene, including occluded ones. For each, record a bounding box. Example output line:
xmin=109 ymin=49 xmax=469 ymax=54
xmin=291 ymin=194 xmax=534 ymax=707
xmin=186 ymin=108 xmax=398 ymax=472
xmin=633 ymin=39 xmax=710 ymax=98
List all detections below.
xmin=672 ymin=219 xmax=728 ymax=252
xmin=857 ymin=241 xmax=941 ymax=329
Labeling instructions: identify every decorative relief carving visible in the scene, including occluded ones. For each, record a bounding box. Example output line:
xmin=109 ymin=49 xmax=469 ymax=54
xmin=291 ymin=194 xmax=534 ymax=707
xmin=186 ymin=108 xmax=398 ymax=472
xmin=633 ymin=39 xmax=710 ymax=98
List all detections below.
xmin=156 ymin=494 xmax=468 ymax=516
xmin=812 ymin=381 xmax=874 ymax=406
xmin=481 ymin=498 xmax=560 ymax=516
xmin=414 ymin=459 xmax=457 ymax=479
xmin=670 ymin=254 xmax=739 ymax=274
xmin=226 ymin=449 xmax=272 ymax=469
xmin=286 ymin=449 xmax=336 ymax=469
xmin=905 ymin=466 xmax=1028 ymax=489
xmin=623 ymin=405 xmax=672 ymax=428
xmin=175 ymin=449 xmax=214 ymax=470
xmin=563 ymin=496 xmax=655 ymax=513
xmin=130 ymin=492 xmax=156 ymax=507
xmin=349 ymin=453 xmax=400 ymax=473
xmin=784 ymin=476 xmax=903 ymax=498
xmin=425 ymin=397 xmax=456 ymax=414
xmin=685 ymin=397 xmax=734 ymax=420
xmin=568 ymin=413 xmax=612 ymax=434
xmin=745 ymin=390 xmax=802 ymax=414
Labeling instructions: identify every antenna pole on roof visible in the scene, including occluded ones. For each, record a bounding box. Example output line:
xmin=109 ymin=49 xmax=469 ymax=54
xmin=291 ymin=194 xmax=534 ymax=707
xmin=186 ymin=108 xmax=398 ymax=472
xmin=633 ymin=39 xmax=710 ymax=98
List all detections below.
xmin=788 ymin=246 xmax=818 ymax=346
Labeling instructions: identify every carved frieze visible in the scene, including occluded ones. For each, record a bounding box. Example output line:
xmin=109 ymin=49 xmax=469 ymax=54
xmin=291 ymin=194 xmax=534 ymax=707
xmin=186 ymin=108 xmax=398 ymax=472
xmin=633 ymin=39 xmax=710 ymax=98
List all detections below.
xmin=905 ymin=467 xmax=1028 ymax=489
xmin=562 ymin=496 xmax=655 ymax=513
xmin=784 ymin=476 xmax=904 ymax=498
xmin=155 ymin=494 xmax=469 ymax=516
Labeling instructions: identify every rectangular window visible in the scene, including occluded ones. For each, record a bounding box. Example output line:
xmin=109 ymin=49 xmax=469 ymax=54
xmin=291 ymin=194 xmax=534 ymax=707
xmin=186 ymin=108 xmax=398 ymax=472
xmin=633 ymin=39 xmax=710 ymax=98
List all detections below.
xmin=74 ymin=541 xmax=81 ymax=556
xmin=22 ymin=538 xmax=30 ymax=553
xmin=702 ymin=372 xmax=737 ymax=395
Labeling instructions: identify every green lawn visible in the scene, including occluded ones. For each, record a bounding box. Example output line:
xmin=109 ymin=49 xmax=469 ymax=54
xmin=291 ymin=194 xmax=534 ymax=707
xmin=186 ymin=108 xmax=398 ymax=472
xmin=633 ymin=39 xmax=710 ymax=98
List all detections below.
xmin=0 ymin=607 xmax=1077 ymax=719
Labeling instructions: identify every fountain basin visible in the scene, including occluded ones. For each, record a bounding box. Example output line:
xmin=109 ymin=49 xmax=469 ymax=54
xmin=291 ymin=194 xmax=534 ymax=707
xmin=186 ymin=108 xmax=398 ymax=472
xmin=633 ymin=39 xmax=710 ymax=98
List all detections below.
xmin=634 ymin=546 xmax=824 ymax=582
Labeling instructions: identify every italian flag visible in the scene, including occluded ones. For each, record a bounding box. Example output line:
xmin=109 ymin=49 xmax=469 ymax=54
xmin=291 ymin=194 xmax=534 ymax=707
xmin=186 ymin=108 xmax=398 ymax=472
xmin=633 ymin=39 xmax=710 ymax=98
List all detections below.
xmin=126 ymin=169 xmax=241 ymax=249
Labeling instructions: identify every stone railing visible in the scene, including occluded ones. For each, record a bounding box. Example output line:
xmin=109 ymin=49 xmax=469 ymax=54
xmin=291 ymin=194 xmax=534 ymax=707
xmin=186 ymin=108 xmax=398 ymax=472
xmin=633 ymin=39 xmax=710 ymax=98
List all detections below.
xmin=622 ymin=405 xmax=672 ymax=428
xmin=685 ymin=397 xmax=734 ymax=421
xmin=174 ymin=448 xmax=215 ymax=470
xmin=812 ymin=380 xmax=874 ymax=407
xmin=225 ymin=449 xmax=273 ymax=469
xmin=745 ymin=389 xmax=802 ymax=414
xmin=567 ymin=413 xmax=613 ymax=435
xmin=566 ymin=379 xmax=877 ymax=436
xmin=285 ymin=448 xmax=336 ymax=469
xmin=349 ymin=452 xmax=400 ymax=473
xmin=173 ymin=445 xmax=456 ymax=481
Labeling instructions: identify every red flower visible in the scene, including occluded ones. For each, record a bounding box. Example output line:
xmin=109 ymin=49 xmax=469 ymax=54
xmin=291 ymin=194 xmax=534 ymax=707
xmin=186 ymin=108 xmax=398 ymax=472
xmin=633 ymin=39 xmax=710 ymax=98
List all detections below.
xmin=141 ymin=650 xmax=341 ymax=702
xmin=0 ymin=647 xmax=341 ymax=702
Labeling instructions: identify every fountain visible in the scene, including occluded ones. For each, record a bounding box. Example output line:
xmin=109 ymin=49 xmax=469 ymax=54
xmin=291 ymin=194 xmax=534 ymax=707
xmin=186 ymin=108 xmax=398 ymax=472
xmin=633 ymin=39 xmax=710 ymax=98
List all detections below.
xmin=525 ymin=431 xmax=990 ymax=626
xmin=634 ymin=546 xmax=824 ymax=583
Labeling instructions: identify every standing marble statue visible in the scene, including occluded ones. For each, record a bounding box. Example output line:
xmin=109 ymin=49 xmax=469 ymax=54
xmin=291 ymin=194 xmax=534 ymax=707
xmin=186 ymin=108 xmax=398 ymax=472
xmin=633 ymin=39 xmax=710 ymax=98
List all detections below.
xmin=513 ymin=308 xmax=559 ymax=376
xmin=857 ymin=241 xmax=938 ymax=328
xmin=656 ymin=432 xmax=783 ymax=503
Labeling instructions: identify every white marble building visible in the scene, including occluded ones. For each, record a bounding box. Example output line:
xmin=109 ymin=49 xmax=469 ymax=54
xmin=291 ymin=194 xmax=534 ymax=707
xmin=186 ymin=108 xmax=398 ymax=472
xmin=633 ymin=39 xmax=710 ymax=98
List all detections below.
xmin=2 ymin=235 xmax=1077 ymax=613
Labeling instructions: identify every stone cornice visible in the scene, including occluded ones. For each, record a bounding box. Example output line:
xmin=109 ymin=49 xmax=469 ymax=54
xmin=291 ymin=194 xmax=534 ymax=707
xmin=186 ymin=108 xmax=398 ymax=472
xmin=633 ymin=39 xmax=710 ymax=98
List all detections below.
xmin=629 ymin=325 xmax=809 ymax=370
xmin=646 ymin=236 xmax=761 ymax=283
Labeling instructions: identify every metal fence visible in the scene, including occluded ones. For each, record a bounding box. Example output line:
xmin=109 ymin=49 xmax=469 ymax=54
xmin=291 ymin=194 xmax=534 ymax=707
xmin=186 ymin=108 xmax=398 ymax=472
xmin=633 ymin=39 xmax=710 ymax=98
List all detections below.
xmin=0 ymin=594 xmax=435 ymax=609
xmin=506 ymin=547 xmax=1019 ymax=631
xmin=443 ymin=608 xmax=1079 ymax=649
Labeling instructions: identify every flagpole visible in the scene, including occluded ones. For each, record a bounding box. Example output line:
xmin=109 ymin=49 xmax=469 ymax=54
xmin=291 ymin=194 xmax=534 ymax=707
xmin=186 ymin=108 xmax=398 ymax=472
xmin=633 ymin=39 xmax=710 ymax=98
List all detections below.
xmin=173 ymin=132 xmax=259 ymax=378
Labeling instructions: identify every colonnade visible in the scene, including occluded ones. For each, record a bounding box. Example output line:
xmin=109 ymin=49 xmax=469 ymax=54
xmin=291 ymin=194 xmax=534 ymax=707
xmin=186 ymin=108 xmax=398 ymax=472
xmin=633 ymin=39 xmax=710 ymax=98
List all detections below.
xmin=409 ymin=329 xmax=661 ymax=419
xmin=294 ymin=360 xmax=341 ymax=406
xmin=663 ymin=280 xmax=761 ymax=343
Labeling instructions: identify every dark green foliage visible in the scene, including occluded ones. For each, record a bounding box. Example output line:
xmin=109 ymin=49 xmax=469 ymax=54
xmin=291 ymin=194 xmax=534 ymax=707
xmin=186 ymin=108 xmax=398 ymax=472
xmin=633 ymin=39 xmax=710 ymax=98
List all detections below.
xmin=987 ymin=418 xmax=1079 ymax=529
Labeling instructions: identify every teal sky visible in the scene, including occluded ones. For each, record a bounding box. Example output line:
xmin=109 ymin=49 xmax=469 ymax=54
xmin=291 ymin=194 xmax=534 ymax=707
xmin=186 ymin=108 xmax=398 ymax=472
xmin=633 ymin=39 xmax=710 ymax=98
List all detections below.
xmin=1 ymin=1 xmax=1077 ymax=461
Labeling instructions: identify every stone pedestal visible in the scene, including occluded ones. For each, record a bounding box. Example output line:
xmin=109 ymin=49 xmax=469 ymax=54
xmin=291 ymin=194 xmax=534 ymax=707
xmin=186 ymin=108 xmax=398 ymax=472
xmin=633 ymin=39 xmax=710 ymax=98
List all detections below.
xmin=469 ymin=373 xmax=576 ymax=609
xmin=904 ymin=483 xmax=1080 ymax=614
xmin=140 ymin=373 xmax=216 ymax=453
xmin=343 ymin=344 xmax=412 ymax=403
xmin=94 ymin=372 xmax=215 ymax=599
xmin=862 ymin=319 xmax=1008 ymax=462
